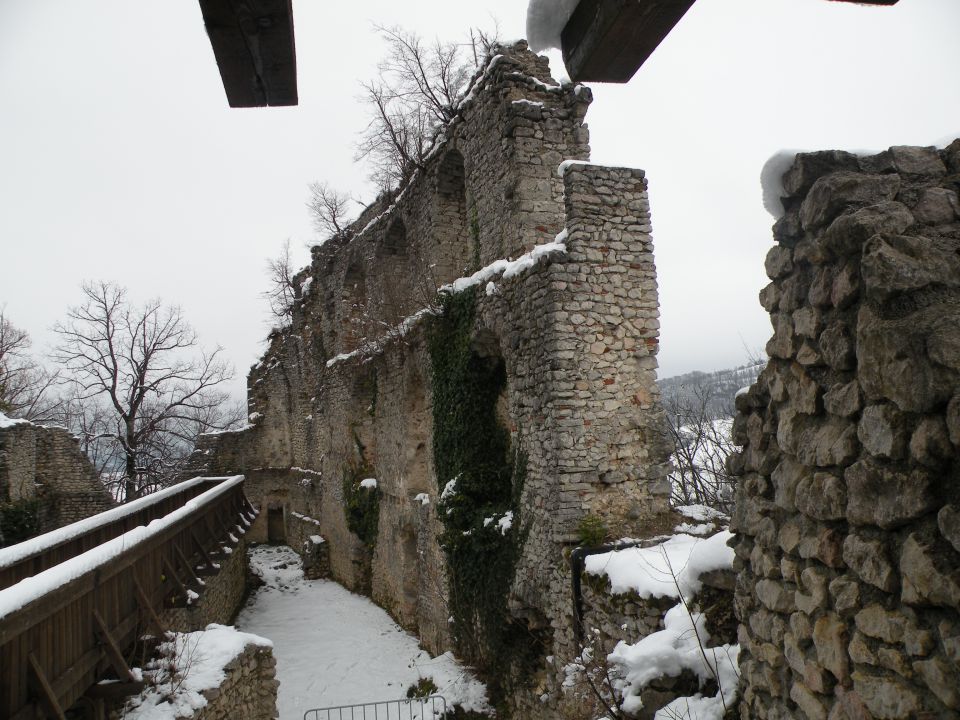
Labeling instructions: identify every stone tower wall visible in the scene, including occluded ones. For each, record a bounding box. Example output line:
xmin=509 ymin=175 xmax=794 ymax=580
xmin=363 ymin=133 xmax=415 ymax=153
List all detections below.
xmin=190 ymin=42 xmax=673 ymax=713
xmin=0 ymin=419 xmax=115 ymax=536
xmin=731 ymin=140 xmax=960 ymax=719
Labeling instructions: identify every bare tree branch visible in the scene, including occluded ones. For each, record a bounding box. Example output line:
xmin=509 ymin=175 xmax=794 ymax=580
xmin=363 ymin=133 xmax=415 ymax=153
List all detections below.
xmin=53 ymin=281 xmax=236 ymax=500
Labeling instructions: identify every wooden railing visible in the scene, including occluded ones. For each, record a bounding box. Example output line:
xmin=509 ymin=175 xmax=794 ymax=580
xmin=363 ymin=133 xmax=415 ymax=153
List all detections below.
xmin=0 ymin=476 xmax=232 ymax=590
xmin=0 ymin=475 xmax=255 ymax=720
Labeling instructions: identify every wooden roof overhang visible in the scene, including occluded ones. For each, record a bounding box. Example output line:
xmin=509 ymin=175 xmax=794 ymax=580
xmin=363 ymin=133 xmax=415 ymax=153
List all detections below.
xmin=561 ymin=0 xmax=901 ymax=84
xmin=199 ymin=0 xmax=298 ymax=107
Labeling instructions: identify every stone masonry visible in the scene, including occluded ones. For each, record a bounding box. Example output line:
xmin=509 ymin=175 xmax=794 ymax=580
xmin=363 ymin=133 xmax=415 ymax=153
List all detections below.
xmin=0 ymin=417 xmax=114 ymax=536
xmin=731 ymin=140 xmax=960 ymax=719
xmin=189 ymin=41 xmax=673 ymax=714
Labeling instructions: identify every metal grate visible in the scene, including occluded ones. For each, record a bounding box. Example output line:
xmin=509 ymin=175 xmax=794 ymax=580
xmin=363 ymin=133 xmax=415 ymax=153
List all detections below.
xmin=303 ymin=695 xmax=448 ymax=720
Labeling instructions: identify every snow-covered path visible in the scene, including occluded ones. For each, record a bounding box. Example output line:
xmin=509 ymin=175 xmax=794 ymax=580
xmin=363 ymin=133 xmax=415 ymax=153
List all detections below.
xmin=235 ymin=545 xmax=489 ymax=719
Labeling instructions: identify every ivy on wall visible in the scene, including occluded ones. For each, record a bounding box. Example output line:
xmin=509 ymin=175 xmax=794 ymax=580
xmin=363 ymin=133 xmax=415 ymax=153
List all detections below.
xmin=0 ymin=498 xmax=42 ymax=547
xmin=342 ymin=432 xmax=381 ymax=549
xmin=428 ymin=289 xmax=540 ymax=702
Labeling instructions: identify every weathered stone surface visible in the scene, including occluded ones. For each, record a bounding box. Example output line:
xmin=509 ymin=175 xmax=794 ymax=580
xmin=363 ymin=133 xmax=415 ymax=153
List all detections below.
xmin=795 ymin=472 xmax=846 ymax=521
xmin=912 ymin=656 xmax=960 ymax=709
xmin=783 ymin=150 xmax=861 ymax=197
xmin=901 ymin=534 xmax=960 ymax=607
xmin=854 ymin=604 xmax=913 ymax=644
xmin=828 ymin=577 xmax=859 ymax=617
xmin=756 ymin=578 xmax=797 ymax=614
xmin=938 ymin=505 xmax=960 ymax=554
xmin=889 ymin=145 xmax=947 ymax=180
xmin=857 ymin=305 xmax=954 ymax=413
xmin=821 ymin=201 xmax=914 ymax=258
xmin=845 ymin=459 xmax=936 ymax=530
xmin=733 ymin=143 xmax=960 ymax=720
xmin=800 ymin=173 xmax=901 ymax=231
xmin=947 ymin=395 xmax=960 ymax=446
xmin=820 ymin=322 xmax=855 ymax=371
xmin=861 ymin=233 xmax=960 ymax=301
xmin=823 ymin=381 xmax=862 ymax=418
xmin=843 ymin=534 xmax=897 ymax=592
xmin=856 ymin=403 xmax=908 ymax=460
xmin=909 ymin=416 xmax=951 ymax=467
xmin=813 ymin=613 xmax=850 ymax=684
xmin=790 ymin=683 xmax=828 ymax=720
xmin=852 ymin=672 xmax=922 ymax=719
xmin=911 ymin=187 xmax=959 ymax=225
xmin=765 ymin=245 xmax=794 ymax=280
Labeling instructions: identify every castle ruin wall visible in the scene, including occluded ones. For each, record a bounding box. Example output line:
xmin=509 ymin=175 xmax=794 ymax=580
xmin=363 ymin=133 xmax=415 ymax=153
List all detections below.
xmin=190 ymin=42 xmax=673 ymax=713
xmin=731 ymin=139 xmax=960 ymax=719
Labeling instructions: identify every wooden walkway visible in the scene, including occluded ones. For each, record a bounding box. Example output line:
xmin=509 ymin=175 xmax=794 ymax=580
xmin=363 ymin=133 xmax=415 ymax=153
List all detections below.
xmin=0 ymin=475 xmax=256 ymax=720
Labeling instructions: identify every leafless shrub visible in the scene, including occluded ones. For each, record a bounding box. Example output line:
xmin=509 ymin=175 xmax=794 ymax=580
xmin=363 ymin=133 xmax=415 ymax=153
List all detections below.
xmin=356 ymin=24 xmax=497 ymax=191
xmin=0 ymin=307 xmax=62 ymax=422
xmin=663 ymin=380 xmax=737 ymax=516
xmin=307 ymin=182 xmax=355 ymax=241
xmin=263 ymin=239 xmax=297 ymax=326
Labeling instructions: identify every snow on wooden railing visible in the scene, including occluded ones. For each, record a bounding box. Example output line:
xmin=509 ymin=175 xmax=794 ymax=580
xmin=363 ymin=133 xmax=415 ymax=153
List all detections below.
xmin=0 ymin=474 xmax=254 ymax=720
xmin=0 ymin=476 xmax=235 ymax=590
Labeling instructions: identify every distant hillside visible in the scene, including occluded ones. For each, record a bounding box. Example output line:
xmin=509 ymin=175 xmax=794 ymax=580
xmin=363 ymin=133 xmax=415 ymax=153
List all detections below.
xmin=658 ymin=361 xmax=765 ymax=420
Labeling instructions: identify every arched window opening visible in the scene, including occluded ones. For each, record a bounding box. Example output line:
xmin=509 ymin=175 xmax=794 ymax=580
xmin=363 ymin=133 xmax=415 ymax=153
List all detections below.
xmin=342 ymin=258 xmax=367 ymax=353
xmin=433 ymin=149 xmax=471 ymax=283
xmin=378 ymin=219 xmax=409 ymax=258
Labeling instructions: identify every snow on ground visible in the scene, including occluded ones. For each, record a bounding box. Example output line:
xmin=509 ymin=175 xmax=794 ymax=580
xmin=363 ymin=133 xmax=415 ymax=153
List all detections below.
xmin=236 ymin=545 xmax=490 ymax=719
xmin=123 ymin=624 xmax=272 ymax=720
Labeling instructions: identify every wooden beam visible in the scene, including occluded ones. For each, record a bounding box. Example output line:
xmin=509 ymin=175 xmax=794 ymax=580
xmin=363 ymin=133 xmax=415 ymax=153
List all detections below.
xmin=27 ymin=653 xmax=66 ymax=720
xmin=561 ymin=0 xmax=696 ymax=83
xmin=133 ymin=576 xmax=167 ymax=638
xmin=198 ymin=0 xmax=298 ymax=107
xmin=92 ymin=610 xmax=137 ymax=683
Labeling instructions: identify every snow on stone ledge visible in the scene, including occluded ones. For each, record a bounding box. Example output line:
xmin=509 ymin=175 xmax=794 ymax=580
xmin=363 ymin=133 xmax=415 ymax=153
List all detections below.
xmin=610 ymin=603 xmax=740 ymax=719
xmin=0 ymin=411 xmax=31 ymax=429
xmin=761 ymin=135 xmax=959 ymax=219
xmin=325 ymin=235 xmax=568 ymax=369
xmin=584 ymin=530 xmax=734 ymax=599
xmin=526 ymin=0 xmax=581 ymax=52
xmin=760 ymin=150 xmax=800 ymax=220
xmin=124 ymin=623 xmax=272 ymax=720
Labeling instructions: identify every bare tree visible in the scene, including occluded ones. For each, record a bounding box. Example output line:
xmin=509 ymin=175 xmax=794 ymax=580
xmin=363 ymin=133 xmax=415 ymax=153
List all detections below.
xmin=0 ymin=307 xmax=61 ymax=422
xmin=663 ymin=379 xmax=737 ymax=516
xmin=263 ymin=239 xmax=297 ymax=326
xmin=53 ymin=281 xmax=236 ymax=501
xmin=306 ymin=182 xmax=354 ymax=240
xmin=357 ymin=25 xmax=497 ymax=190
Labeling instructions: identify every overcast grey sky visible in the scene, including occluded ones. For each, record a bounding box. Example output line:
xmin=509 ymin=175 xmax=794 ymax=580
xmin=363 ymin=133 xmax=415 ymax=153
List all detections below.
xmin=1 ymin=0 xmax=958 ymax=402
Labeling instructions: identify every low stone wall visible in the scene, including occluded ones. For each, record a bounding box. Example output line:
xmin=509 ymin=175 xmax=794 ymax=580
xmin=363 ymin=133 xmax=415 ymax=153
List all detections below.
xmin=161 ymin=537 xmax=250 ymax=631
xmin=0 ymin=418 xmax=114 ymax=538
xmin=732 ymin=140 xmax=960 ymax=719
xmin=193 ymin=642 xmax=279 ymax=720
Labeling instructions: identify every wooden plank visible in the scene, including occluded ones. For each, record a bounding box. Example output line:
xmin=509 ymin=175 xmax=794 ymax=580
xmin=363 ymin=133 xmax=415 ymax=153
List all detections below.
xmin=197 ymin=0 xmax=298 ymax=107
xmin=133 ymin=576 xmax=167 ymax=638
xmin=561 ymin=0 xmax=696 ymax=83
xmin=0 ymin=484 xmax=247 ymax=643
xmin=27 ymin=652 xmax=66 ymax=720
xmin=91 ymin=610 xmax=136 ymax=683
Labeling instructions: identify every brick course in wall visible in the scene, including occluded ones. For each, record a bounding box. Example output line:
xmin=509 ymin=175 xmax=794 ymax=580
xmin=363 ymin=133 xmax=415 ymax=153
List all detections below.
xmin=731 ymin=140 xmax=960 ymax=719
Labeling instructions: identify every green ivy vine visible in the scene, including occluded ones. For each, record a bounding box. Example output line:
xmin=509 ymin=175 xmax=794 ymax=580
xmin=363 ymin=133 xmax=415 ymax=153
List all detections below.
xmin=428 ymin=289 xmax=538 ymax=702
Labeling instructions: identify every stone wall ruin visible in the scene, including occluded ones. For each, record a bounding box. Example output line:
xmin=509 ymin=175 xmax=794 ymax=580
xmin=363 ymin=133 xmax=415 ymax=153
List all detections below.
xmin=190 ymin=41 xmax=674 ymax=713
xmin=0 ymin=417 xmax=114 ymax=541
xmin=732 ymin=140 xmax=960 ymax=719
